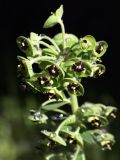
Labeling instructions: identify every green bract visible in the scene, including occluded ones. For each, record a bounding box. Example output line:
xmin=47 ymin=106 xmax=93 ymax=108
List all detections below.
xmin=53 ymin=33 xmax=79 ymax=48
xmin=43 ymin=5 xmax=63 ymax=28
xmin=16 ymin=4 xmax=117 ymax=160
xmin=80 ymin=35 xmax=96 ymax=52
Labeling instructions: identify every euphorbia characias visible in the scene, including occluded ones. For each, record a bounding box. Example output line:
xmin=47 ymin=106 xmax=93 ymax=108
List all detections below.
xmin=17 ymin=5 xmax=117 ymax=160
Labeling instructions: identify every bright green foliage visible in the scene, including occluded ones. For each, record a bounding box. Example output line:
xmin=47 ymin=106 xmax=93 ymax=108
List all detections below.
xmin=16 ymin=5 xmax=117 ymax=160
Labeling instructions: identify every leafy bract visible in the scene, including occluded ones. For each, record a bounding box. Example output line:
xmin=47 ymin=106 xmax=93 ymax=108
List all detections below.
xmin=41 ymin=130 xmax=66 ymax=146
xmin=43 ymin=5 xmax=63 ymax=28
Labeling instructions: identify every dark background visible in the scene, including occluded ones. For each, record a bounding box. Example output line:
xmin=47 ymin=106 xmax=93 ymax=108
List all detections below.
xmin=0 ymin=0 xmax=120 ymax=160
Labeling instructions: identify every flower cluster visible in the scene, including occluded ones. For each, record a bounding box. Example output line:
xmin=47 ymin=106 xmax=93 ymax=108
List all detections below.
xmin=17 ymin=32 xmax=107 ymax=99
xmin=17 ymin=5 xmax=117 ymax=160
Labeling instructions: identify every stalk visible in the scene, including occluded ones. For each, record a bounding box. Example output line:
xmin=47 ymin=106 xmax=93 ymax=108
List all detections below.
xmin=31 ymin=56 xmax=56 ymax=63
xmin=58 ymin=20 xmax=66 ymax=49
xmin=70 ymin=94 xmax=79 ymax=114
xmin=40 ymin=35 xmax=61 ymax=53
xmin=39 ymin=41 xmax=59 ymax=55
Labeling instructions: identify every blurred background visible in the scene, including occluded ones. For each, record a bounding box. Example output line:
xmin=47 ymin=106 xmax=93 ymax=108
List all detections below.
xmin=0 ymin=0 xmax=120 ymax=159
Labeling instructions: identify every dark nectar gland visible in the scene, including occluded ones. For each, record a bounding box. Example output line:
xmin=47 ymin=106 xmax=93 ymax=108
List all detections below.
xmin=38 ymin=76 xmax=50 ymax=85
xmin=67 ymin=83 xmax=80 ymax=93
xmin=72 ymin=61 xmax=85 ymax=72
xmin=95 ymin=42 xmax=104 ymax=53
xmin=48 ymin=65 xmax=59 ymax=77
xmin=19 ymin=39 xmax=29 ymax=50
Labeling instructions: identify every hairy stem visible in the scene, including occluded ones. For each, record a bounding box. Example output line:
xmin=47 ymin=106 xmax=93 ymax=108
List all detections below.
xmin=40 ymin=35 xmax=61 ymax=53
xmin=39 ymin=41 xmax=59 ymax=55
xmin=31 ymin=55 xmax=56 ymax=63
xmin=59 ymin=20 xmax=66 ymax=49
xmin=70 ymin=94 xmax=79 ymax=114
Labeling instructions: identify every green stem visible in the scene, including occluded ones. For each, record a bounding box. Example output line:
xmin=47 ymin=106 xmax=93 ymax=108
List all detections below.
xmin=46 ymin=154 xmax=54 ymax=160
xmin=40 ymin=35 xmax=61 ymax=53
xmin=72 ymin=145 xmax=80 ymax=160
xmin=41 ymin=99 xmax=57 ymax=107
xmin=79 ymin=150 xmax=86 ymax=160
xmin=31 ymin=56 xmax=56 ymax=63
xmin=59 ymin=20 xmax=66 ymax=49
xmin=49 ymin=108 xmax=68 ymax=115
xmin=39 ymin=41 xmax=59 ymax=55
xmin=72 ymin=145 xmax=86 ymax=160
xmin=70 ymin=94 xmax=79 ymax=114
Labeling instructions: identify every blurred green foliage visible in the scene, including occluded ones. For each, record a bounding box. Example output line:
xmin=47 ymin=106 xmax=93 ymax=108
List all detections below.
xmin=0 ymin=92 xmax=119 ymax=160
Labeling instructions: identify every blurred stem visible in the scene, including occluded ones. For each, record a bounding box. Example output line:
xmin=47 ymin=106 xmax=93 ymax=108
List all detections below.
xmin=72 ymin=145 xmax=86 ymax=160
xmin=72 ymin=144 xmax=80 ymax=160
xmin=46 ymin=154 xmax=54 ymax=160
xmin=70 ymin=94 xmax=79 ymax=114
xmin=58 ymin=19 xmax=66 ymax=49
xmin=79 ymin=151 xmax=86 ymax=160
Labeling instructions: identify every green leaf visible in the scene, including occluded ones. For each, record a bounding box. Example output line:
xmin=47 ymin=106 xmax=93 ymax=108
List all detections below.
xmin=43 ymin=14 xmax=58 ymax=28
xmin=29 ymin=32 xmax=42 ymax=57
xmin=41 ymin=101 xmax=70 ymax=111
xmin=53 ymin=33 xmax=78 ymax=48
xmin=80 ymin=102 xmax=104 ymax=115
xmin=55 ymin=5 xmax=63 ymax=19
xmin=30 ymin=32 xmax=40 ymax=41
xmin=43 ymin=5 xmax=63 ymax=28
xmin=58 ymin=115 xmax=76 ymax=128
xmin=81 ymin=131 xmax=95 ymax=144
xmin=41 ymin=130 xmax=66 ymax=146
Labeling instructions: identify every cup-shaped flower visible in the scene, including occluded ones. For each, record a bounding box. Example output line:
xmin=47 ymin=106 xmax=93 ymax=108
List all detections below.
xmin=91 ymin=64 xmax=106 ymax=78
xmin=64 ymin=78 xmax=84 ymax=96
xmin=91 ymin=129 xmax=115 ymax=150
xmin=17 ymin=56 xmax=34 ymax=78
xmin=94 ymin=41 xmax=108 ymax=57
xmin=17 ymin=36 xmax=33 ymax=57
xmin=80 ymin=35 xmax=96 ymax=52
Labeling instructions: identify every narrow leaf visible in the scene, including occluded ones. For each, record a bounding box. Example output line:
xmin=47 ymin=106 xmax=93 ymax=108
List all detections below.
xmin=42 ymin=101 xmax=70 ymax=110
xmin=41 ymin=130 xmax=66 ymax=146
